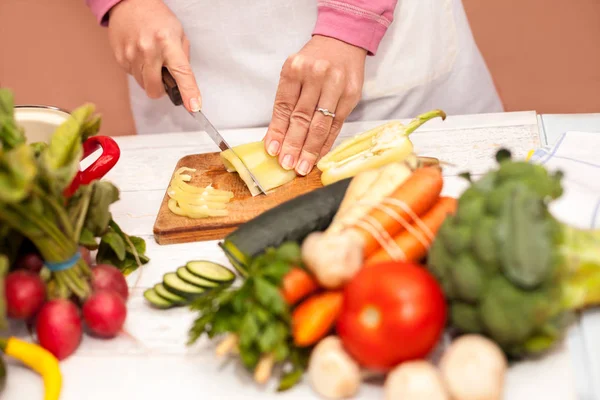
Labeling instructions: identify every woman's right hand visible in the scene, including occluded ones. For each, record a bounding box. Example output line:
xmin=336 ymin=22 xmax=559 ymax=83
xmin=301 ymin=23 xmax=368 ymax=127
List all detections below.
xmin=107 ymin=0 xmax=202 ymax=112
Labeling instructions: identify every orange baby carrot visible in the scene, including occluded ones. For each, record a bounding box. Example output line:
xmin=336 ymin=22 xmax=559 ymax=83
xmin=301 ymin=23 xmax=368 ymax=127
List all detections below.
xmin=365 ymin=196 xmax=457 ymax=265
xmin=351 ymin=166 xmax=444 ymax=257
xmin=280 ymin=267 xmax=319 ymax=305
xmin=292 ymin=291 xmax=344 ymax=347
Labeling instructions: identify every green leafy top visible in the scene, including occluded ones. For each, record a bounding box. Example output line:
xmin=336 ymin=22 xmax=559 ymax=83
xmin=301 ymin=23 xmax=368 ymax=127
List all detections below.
xmin=188 ymin=242 xmax=308 ymax=391
xmin=0 ymin=89 xmax=26 ymax=150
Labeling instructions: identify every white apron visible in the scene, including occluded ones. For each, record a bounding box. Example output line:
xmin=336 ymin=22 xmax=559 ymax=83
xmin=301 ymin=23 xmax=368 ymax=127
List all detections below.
xmin=127 ymin=0 xmax=503 ymax=134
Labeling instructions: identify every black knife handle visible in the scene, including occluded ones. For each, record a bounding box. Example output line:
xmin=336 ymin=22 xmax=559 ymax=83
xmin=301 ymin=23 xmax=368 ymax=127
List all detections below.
xmin=161 ymin=67 xmax=184 ymax=106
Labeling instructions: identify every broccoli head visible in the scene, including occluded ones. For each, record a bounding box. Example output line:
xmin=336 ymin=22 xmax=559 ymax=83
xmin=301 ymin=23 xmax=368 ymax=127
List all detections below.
xmin=427 ymin=149 xmax=600 ymax=358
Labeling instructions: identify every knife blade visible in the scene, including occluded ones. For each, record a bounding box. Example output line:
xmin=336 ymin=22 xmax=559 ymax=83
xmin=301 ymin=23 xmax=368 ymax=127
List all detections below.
xmin=161 ymin=67 xmax=266 ymax=195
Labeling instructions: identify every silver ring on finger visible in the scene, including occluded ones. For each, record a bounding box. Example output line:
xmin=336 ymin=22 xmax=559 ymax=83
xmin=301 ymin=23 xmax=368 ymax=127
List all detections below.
xmin=316 ymin=107 xmax=336 ymax=118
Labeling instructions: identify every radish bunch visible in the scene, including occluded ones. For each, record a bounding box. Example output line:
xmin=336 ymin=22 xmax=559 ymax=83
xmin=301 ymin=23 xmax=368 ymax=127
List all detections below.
xmin=5 ymin=248 xmax=129 ymax=360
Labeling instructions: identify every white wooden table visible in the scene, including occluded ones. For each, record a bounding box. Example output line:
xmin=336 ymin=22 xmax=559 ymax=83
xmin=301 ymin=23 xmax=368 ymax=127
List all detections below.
xmin=5 ymin=111 xmax=580 ymax=400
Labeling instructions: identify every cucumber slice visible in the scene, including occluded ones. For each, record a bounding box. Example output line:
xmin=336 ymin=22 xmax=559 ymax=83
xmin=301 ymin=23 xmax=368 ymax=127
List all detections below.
xmin=144 ymin=288 xmax=175 ymax=309
xmin=163 ymin=272 xmax=206 ymax=298
xmin=186 ymin=260 xmax=236 ymax=283
xmin=176 ymin=266 xmax=219 ymax=288
xmin=154 ymin=283 xmax=187 ymax=305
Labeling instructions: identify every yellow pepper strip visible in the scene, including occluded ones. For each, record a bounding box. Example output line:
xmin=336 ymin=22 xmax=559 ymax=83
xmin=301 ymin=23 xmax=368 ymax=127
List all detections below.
xmin=0 ymin=337 xmax=62 ymax=400
xmin=317 ymin=109 xmax=446 ymax=185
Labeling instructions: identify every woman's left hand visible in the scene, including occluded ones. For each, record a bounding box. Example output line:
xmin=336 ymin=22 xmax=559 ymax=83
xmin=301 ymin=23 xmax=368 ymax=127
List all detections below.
xmin=263 ymin=35 xmax=367 ymax=176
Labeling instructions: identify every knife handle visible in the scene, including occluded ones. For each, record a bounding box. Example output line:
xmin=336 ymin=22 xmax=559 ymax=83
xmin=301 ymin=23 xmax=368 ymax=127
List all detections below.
xmin=161 ymin=67 xmax=183 ymax=106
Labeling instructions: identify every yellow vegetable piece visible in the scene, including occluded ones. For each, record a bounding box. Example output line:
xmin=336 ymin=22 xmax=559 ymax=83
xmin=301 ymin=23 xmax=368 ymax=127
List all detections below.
xmin=317 ymin=109 xmax=446 ymax=185
xmin=167 ymin=167 xmax=234 ymax=219
xmin=0 ymin=336 xmax=61 ymax=400
xmin=220 ymin=141 xmax=296 ymax=196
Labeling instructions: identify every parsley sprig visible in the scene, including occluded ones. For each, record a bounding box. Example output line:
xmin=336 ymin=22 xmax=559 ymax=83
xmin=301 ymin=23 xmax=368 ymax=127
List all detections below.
xmin=187 ymin=241 xmax=310 ymax=391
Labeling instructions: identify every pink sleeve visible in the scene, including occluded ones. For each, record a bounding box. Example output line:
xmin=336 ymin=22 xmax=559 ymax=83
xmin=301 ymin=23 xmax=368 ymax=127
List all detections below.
xmin=85 ymin=0 xmax=123 ymax=26
xmin=312 ymin=0 xmax=398 ymax=56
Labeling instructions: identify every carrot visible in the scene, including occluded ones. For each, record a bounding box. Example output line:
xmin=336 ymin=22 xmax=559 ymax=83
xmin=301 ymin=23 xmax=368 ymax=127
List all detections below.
xmin=292 ymin=291 xmax=344 ymax=347
xmin=351 ymin=166 xmax=444 ymax=257
xmin=280 ymin=267 xmax=319 ymax=305
xmin=364 ymin=196 xmax=458 ymax=265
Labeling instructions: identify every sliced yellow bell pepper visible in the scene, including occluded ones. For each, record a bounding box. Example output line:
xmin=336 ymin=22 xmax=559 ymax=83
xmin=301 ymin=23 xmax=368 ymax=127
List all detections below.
xmin=317 ymin=109 xmax=446 ymax=185
xmin=0 ymin=337 xmax=61 ymax=400
xmin=220 ymin=141 xmax=296 ymax=196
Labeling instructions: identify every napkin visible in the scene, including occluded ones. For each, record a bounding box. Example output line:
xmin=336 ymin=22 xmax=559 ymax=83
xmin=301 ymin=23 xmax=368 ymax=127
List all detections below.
xmin=529 ymin=131 xmax=600 ymax=229
xmin=529 ymin=131 xmax=600 ymax=400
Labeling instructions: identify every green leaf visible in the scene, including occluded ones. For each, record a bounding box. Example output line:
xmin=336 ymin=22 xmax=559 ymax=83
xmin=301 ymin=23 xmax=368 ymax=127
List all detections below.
xmin=254 ymin=277 xmax=287 ymax=317
xmin=239 ymin=313 xmax=260 ymax=348
xmin=0 ymin=255 xmax=8 ymax=330
xmin=261 ymin=260 xmax=291 ymax=283
xmin=277 ymin=368 xmax=304 ymax=392
xmin=100 ymin=231 xmax=126 ymax=261
xmin=78 ymin=228 xmax=98 ymax=249
xmin=0 ymin=89 xmax=26 ymax=149
xmin=40 ymin=103 xmax=99 ymax=192
xmin=0 ymin=144 xmax=37 ymax=203
xmin=81 ymin=115 xmax=101 ymax=141
xmin=83 ymin=182 xmax=120 ymax=236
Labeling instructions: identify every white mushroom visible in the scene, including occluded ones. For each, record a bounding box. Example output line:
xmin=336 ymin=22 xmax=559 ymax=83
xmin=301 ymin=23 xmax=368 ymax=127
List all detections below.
xmin=384 ymin=360 xmax=450 ymax=400
xmin=438 ymin=334 xmax=508 ymax=400
xmin=307 ymin=336 xmax=362 ymax=399
xmin=301 ymin=230 xmax=363 ymax=289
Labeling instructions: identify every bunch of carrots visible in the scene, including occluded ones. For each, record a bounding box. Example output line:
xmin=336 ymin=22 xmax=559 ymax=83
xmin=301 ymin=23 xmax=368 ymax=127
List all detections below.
xmin=280 ymin=165 xmax=458 ymax=347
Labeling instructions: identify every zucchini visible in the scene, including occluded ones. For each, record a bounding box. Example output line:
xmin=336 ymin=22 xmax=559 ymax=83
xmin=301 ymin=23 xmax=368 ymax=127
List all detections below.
xmin=154 ymin=283 xmax=187 ymax=305
xmin=163 ymin=272 xmax=206 ymax=298
xmin=219 ymin=177 xmax=352 ymax=274
xmin=176 ymin=266 xmax=220 ymax=288
xmin=186 ymin=260 xmax=236 ymax=283
xmin=143 ymin=288 xmax=175 ymax=309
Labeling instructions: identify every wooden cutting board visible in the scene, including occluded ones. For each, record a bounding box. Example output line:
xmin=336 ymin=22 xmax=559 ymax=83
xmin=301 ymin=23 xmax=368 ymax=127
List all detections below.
xmin=153 ymin=152 xmax=323 ymax=245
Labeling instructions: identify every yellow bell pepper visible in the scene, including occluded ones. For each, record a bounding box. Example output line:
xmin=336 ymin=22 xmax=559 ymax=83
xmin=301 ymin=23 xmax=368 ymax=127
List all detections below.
xmin=0 ymin=337 xmax=62 ymax=400
xmin=220 ymin=141 xmax=296 ymax=196
xmin=316 ymin=109 xmax=446 ymax=185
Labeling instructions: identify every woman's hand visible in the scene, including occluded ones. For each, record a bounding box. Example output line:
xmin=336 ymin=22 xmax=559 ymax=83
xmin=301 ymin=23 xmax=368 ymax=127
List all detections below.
xmin=107 ymin=0 xmax=202 ymax=112
xmin=264 ymin=35 xmax=367 ymax=176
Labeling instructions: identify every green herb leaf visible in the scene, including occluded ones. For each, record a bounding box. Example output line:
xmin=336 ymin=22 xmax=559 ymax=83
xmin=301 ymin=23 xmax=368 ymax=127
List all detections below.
xmin=254 ymin=277 xmax=287 ymax=317
xmin=277 ymin=368 xmax=304 ymax=392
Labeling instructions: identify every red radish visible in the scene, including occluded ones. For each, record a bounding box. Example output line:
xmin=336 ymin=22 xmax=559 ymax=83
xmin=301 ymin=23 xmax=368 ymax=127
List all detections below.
xmin=14 ymin=253 xmax=44 ymax=273
xmin=79 ymin=247 xmax=93 ymax=266
xmin=82 ymin=290 xmax=127 ymax=338
xmin=91 ymin=264 xmax=129 ymax=301
xmin=36 ymin=299 xmax=83 ymax=360
xmin=5 ymin=270 xmax=46 ymax=319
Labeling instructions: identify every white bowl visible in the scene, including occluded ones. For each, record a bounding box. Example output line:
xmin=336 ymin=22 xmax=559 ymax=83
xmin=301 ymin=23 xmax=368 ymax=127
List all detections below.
xmin=13 ymin=105 xmax=71 ymax=144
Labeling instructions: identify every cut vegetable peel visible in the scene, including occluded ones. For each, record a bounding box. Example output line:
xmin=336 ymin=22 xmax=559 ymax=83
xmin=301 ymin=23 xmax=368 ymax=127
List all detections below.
xmin=167 ymin=167 xmax=234 ymax=219
xmin=317 ymin=109 xmax=446 ymax=185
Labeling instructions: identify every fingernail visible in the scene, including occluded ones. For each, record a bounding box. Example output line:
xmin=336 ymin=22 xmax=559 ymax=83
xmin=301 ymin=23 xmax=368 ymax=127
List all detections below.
xmin=267 ymin=140 xmax=280 ymax=156
xmin=282 ymin=154 xmax=294 ymax=170
xmin=297 ymin=160 xmax=310 ymax=176
xmin=190 ymin=97 xmax=201 ymax=112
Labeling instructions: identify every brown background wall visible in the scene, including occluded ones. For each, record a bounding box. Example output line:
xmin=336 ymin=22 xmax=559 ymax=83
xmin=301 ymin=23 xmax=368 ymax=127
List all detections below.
xmin=1 ymin=0 xmax=599 ymax=137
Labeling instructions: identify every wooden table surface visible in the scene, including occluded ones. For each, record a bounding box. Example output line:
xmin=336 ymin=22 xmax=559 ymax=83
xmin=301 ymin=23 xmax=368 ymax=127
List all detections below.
xmin=5 ymin=111 xmax=579 ymax=400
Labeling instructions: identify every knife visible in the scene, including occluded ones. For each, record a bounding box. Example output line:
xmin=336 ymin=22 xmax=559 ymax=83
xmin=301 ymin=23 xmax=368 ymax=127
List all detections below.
xmin=161 ymin=67 xmax=266 ymax=195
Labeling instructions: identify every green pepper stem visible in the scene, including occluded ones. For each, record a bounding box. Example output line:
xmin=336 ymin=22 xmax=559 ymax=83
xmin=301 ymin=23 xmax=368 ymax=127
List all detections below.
xmin=405 ymin=109 xmax=447 ymax=136
xmin=560 ymin=225 xmax=600 ymax=310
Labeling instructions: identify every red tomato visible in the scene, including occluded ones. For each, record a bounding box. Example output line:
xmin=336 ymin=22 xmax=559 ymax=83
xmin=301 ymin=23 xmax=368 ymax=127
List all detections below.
xmin=336 ymin=261 xmax=446 ymax=371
